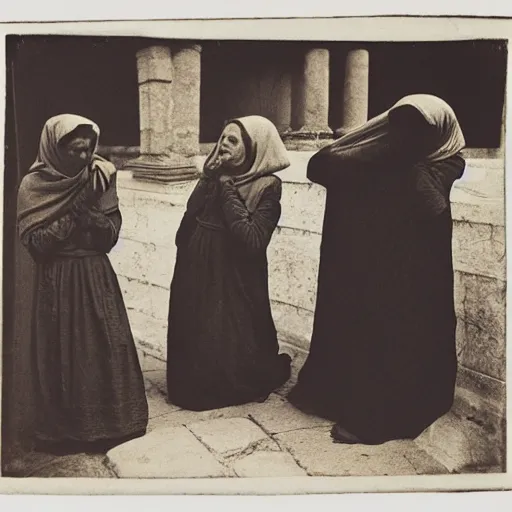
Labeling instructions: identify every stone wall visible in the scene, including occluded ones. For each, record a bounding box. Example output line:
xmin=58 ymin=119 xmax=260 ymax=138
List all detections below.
xmin=109 ymin=152 xmax=506 ymax=471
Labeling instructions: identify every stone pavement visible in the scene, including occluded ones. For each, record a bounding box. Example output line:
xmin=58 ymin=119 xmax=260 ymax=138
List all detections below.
xmin=18 ymin=352 xmax=450 ymax=478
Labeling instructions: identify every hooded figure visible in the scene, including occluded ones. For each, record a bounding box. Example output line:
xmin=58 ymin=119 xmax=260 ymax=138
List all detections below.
xmin=288 ymin=95 xmax=466 ymax=445
xmin=166 ymin=115 xmax=292 ymax=411
xmin=17 ymin=114 xmax=148 ymax=453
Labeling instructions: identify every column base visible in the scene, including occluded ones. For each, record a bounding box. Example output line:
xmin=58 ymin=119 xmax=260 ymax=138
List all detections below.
xmin=284 ymin=127 xmax=333 ymax=140
xmin=122 ymin=154 xmax=200 ymax=183
xmin=282 ymin=128 xmax=333 ymax=151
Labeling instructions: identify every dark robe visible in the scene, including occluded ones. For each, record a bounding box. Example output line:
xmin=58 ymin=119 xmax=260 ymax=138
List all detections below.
xmin=288 ymin=150 xmax=465 ymax=444
xmin=22 ymin=182 xmax=148 ymax=449
xmin=166 ymin=176 xmax=291 ymax=411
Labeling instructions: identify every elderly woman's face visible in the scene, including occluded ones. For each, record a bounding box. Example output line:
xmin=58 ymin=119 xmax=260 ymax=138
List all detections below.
xmin=60 ymin=136 xmax=95 ymax=174
xmin=388 ymin=106 xmax=437 ymax=160
xmin=218 ymin=123 xmax=246 ymax=169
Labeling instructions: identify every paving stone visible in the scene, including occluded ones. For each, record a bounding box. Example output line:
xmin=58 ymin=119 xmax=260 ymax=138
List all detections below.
xmin=146 ymin=393 xmax=285 ymax=431
xmin=146 ymin=387 xmax=181 ymax=420
xmin=187 ymin=418 xmax=268 ymax=456
xmin=248 ymin=396 xmax=333 ymax=434
xmin=27 ymin=454 xmax=116 ymax=478
xmin=275 ymin=427 xmax=448 ymax=477
xmin=144 ymin=369 xmax=167 ymax=394
xmin=140 ymin=353 xmax=166 ymax=372
xmin=107 ymin=426 xmax=229 ymax=478
xmin=415 ymin=411 xmax=501 ymax=473
xmin=232 ymin=450 xmax=307 ymax=477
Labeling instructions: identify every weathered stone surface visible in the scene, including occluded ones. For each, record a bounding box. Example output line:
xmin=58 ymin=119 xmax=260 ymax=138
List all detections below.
xmin=139 ymin=353 xmax=166 ymax=373
xmin=146 ymin=387 xmax=180 ymax=420
xmin=116 ymin=275 xmax=170 ymax=322
xmin=146 ymin=393 xmax=284 ymax=432
xmin=233 ymin=451 xmax=307 ymax=477
xmin=276 ymin=427 xmax=448 ymax=476
xmin=28 ymin=454 xmax=116 ymax=478
xmin=138 ymin=82 xmax=174 ymax=155
xmin=128 ymin=310 xmax=167 ymax=360
xmin=170 ymin=44 xmax=201 ymax=156
xmin=107 ymin=426 xmax=229 ymax=478
xmin=187 ymin=418 xmax=268 ymax=456
xmin=268 ymin=228 xmax=320 ymax=312
xmin=279 ymin=181 xmax=326 ymax=233
xmin=452 ymin=221 xmax=505 ymax=280
xmin=136 ymin=46 xmax=173 ymax=85
xmin=271 ymin=302 xmax=313 ymax=352
xmin=455 ymin=274 xmax=506 ymax=380
xmin=451 ymin=159 xmax=504 ymax=227
xmin=248 ymin=396 xmax=333 ymax=434
xmin=144 ymin=369 xmax=167 ymax=394
xmin=110 ymin=237 xmax=175 ymax=289
xmin=300 ymin=48 xmax=331 ymax=133
xmin=415 ymin=411 xmax=504 ymax=473
xmin=456 ymin=366 xmax=506 ymax=411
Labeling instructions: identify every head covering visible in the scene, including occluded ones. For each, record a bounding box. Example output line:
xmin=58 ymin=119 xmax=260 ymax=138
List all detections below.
xmin=324 ymin=94 xmax=466 ymax=165
xmin=204 ymin=115 xmax=291 ymax=211
xmin=17 ymin=114 xmax=119 ymax=239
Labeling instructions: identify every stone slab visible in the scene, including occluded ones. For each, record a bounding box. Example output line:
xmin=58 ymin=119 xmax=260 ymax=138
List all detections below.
xmin=140 ymin=353 xmax=166 ymax=372
xmin=146 ymin=393 xmax=284 ymax=432
xmin=144 ymin=369 xmax=167 ymax=394
xmin=232 ymin=450 xmax=307 ymax=477
xmin=187 ymin=418 xmax=268 ymax=456
xmin=107 ymin=426 xmax=229 ymax=478
xmin=249 ymin=396 xmax=333 ymax=434
xmin=146 ymin=387 xmax=181 ymax=420
xmin=275 ymin=427 xmax=448 ymax=477
xmin=452 ymin=221 xmax=505 ymax=281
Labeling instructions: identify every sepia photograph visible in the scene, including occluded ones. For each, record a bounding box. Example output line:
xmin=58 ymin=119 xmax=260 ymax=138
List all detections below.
xmin=0 ymin=14 xmax=510 ymax=496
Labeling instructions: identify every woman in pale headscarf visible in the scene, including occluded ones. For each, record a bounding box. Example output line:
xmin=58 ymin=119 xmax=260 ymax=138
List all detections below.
xmin=17 ymin=114 xmax=148 ymax=453
xmin=166 ymin=115 xmax=292 ymax=410
xmin=288 ymin=95 xmax=466 ymax=444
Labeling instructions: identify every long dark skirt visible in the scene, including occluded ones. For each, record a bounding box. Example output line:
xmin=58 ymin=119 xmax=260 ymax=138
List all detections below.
xmin=32 ymin=253 xmax=148 ymax=449
xmin=289 ymin=170 xmax=458 ymax=444
xmin=167 ymin=223 xmax=290 ymax=411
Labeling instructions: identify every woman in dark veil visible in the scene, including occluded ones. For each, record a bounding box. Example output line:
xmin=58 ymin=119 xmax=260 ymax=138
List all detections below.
xmin=288 ymin=95 xmax=466 ymax=445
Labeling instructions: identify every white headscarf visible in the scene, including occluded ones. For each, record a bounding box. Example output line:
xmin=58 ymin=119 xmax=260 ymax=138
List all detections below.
xmin=204 ymin=115 xmax=291 ymax=211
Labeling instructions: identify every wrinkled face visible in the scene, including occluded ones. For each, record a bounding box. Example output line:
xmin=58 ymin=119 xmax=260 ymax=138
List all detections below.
xmin=60 ymin=136 xmax=95 ymax=175
xmin=388 ymin=105 xmax=437 ymax=160
xmin=218 ymin=123 xmax=247 ymax=169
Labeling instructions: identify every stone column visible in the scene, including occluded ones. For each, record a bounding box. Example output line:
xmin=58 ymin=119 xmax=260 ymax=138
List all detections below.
xmin=336 ymin=48 xmax=369 ymax=138
xmin=287 ymin=48 xmax=332 ymax=143
xmin=273 ymin=71 xmax=292 ymax=134
xmin=169 ymin=44 xmax=202 ymax=157
xmin=125 ymin=44 xmax=201 ymax=182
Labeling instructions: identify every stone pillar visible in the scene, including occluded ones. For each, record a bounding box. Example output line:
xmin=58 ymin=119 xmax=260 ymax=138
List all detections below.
xmin=287 ymin=48 xmax=332 ymax=143
xmin=137 ymin=46 xmax=173 ymax=156
xmin=336 ymin=48 xmax=369 ymax=138
xmin=124 ymin=44 xmax=200 ymax=182
xmin=170 ymin=44 xmax=202 ymax=156
xmin=274 ymin=71 xmax=292 ymax=134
